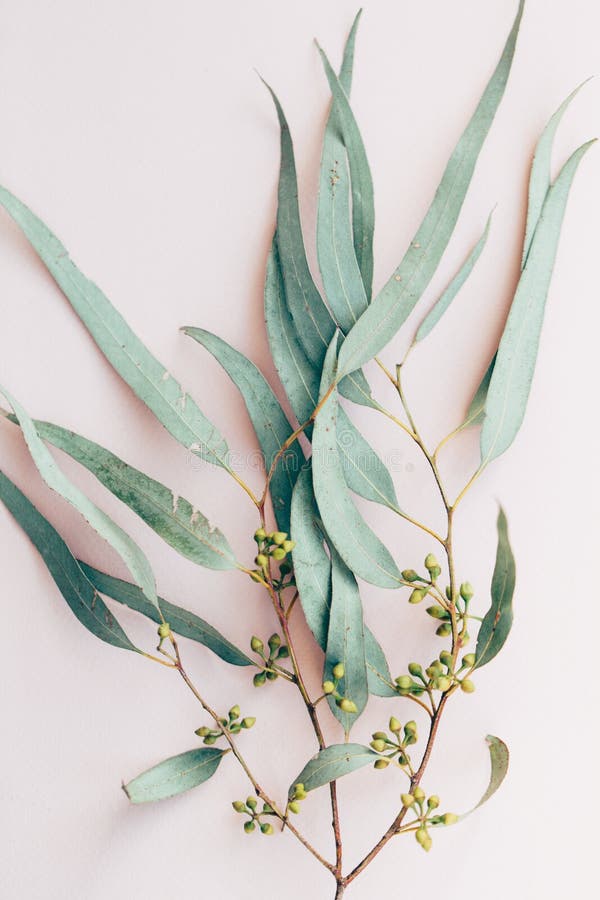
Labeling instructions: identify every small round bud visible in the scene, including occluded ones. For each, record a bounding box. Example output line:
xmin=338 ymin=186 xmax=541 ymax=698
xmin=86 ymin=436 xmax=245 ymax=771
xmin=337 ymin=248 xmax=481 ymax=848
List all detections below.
xmin=424 ymin=553 xmax=439 ymax=571
xmin=395 ymin=675 xmax=412 ymax=690
xmin=244 ymin=820 xmax=256 ymax=833
xmin=374 ymin=759 xmax=390 ymax=770
xmin=401 ymin=793 xmax=415 ymax=807
xmin=271 ymin=531 xmax=288 ymax=546
xmin=401 ymin=569 xmax=420 ymax=582
xmin=255 ymin=554 xmax=269 ymax=568
xmin=332 ymin=662 xmax=345 ymax=680
xmin=426 ymin=605 xmax=447 ymax=620
xmin=262 ymin=803 xmax=274 ymax=814
xmin=250 ymin=636 xmax=264 ymax=653
xmin=241 ymin=717 xmax=256 ymax=729
xmin=436 ymin=623 xmax=452 ymax=637
xmin=254 ymin=528 xmax=267 ymax=543
xmin=203 ymin=735 xmax=217 ymax=745
xmin=260 ymin=823 xmax=274 ymax=835
xmin=253 ymin=672 xmax=267 ymax=687
xmin=404 ymin=720 xmax=417 ymax=735
xmin=246 ymin=796 xmax=258 ymax=810
xmin=370 ymin=739 xmax=387 ymax=753
xmin=372 ymin=732 xmax=388 ymax=742
xmin=408 ymin=662 xmax=423 ymax=678
xmin=279 ymin=561 xmax=292 ymax=576
xmin=232 ymin=800 xmax=247 ymax=813
xmin=268 ymin=633 xmax=281 ymax=652
xmin=157 ymin=622 xmax=171 ymax=639
xmin=443 ymin=813 xmax=459 ymax=826
xmin=265 ymin=670 xmax=278 ymax=681
xmin=276 ymin=646 xmax=289 ymax=659
xmin=435 ymin=676 xmax=452 ymax=692
xmin=338 ymin=698 xmax=358 ymax=714
xmin=461 ymin=678 xmax=476 ymax=693
xmin=389 ymin=716 xmax=402 ymax=733
xmin=272 ymin=547 xmax=286 ymax=561
xmin=439 ymin=650 xmax=453 ymax=668
xmin=413 ymin=787 xmax=426 ymax=804
xmin=288 ymin=800 xmax=301 ymax=814
xmin=462 ymin=653 xmax=476 ymax=668
xmin=282 ymin=540 xmax=295 ymax=553
xmin=460 ymin=582 xmax=474 ymax=602
xmin=415 ymin=827 xmax=429 ymax=847
xmin=229 ymin=705 xmax=240 ymax=720
xmin=195 ymin=726 xmax=211 ymax=737
xmin=322 ymin=681 xmax=335 ymax=695
xmin=427 ymin=795 xmax=440 ymax=810
xmin=409 ymin=589 xmax=426 ymax=604
xmin=422 ymin=836 xmax=433 ymax=852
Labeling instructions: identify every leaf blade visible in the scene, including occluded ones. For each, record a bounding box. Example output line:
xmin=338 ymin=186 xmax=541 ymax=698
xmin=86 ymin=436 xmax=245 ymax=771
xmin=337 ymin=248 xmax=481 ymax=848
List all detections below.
xmin=289 ymin=743 xmax=378 ymax=797
xmin=123 ymin=747 xmax=224 ymax=803
xmin=457 ymin=735 xmax=510 ymax=819
xmin=475 ymin=507 xmax=515 ymax=668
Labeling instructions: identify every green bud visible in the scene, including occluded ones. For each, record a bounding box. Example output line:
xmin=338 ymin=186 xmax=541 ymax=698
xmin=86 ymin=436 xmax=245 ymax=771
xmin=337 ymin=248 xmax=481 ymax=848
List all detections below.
xmin=461 ymin=678 xmax=476 ymax=694
xmin=195 ymin=726 xmax=211 ymax=737
xmin=250 ymin=636 xmax=264 ymax=654
xmin=409 ymin=588 xmax=426 ymax=604
xmin=426 ymin=605 xmax=448 ymax=620
xmin=374 ymin=759 xmax=390 ymax=770
xmin=294 ymin=783 xmax=305 ymax=793
xmin=429 ymin=566 xmax=442 ymax=580
xmin=272 ymin=547 xmax=286 ymax=560
xmin=427 ymin=795 xmax=440 ymax=810
xmin=232 ymin=800 xmax=247 ymax=813
xmin=435 ymin=676 xmax=452 ymax=692
xmin=401 ymin=793 xmax=415 ymax=807
xmin=271 ymin=531 xmax=288 ymax=546
xmin=253 ymin=672 xmax=267 ymax=687
xmin=460 ymin=582 xmax=474 ymax=602
xmin=372 ymin=731 xmax=388 ymax=742
xmin=338 ymin=698 xmax=358 ymax=714
xmin=332 ymin=662 xmax=345 ymax=680
xmin=413 ymin=786 xmax=425 ymax=802
xmin=268 ymin=633 xmax=281 ymax=652
xmin=244 ymin=820 xmax=256 ymax=833
xmin=255 ymin=554 xmax=269 ymax=568
xmin=322 ymin=681 xmax=335 ymax=695
xmin=241 ymin=717 xmax=256 ymax=729
xmin=229 ymin=705 xmax=241 ymax=720
xmin=203 ymin=735 xmax=217 ymax=745
xmin=401 ymin=569 xmax=420 ymax=582
xmin=265 ymin=670 xmax=278 ymax=681
xmin=262 ymin=803 xmax=274 ymax=814
xmin=288 ymin=800 xmax=301 ymax=814
xmin=404 ymin=720 xmax=417 ymax=735
xmin=439 ymin=650 xmax=453 ymax=668
xmin=260 ymin=823 xmax=274 ymax=835
xmin=230 ymin=723 xmax=242 ymax=734
xmin=395 ymin=675 xmax=412 ymax=691
xmin=246 ymin=796 xmax=258 ymax=810
xmin=462 ymin=653 xmax=476 ymax=668
xmin=370 ymin=739 xmax=387 ymax=753
xmin=157 ymin=622 xmax=171 ymax=639
xmin=282 ymin=540 xmax=295 ymax=553
xmin=389 ymin=716 xmax=402 ymax=733
xmin=422 ymin=836 xmax=433 ymax=852
xmin=276 ymin=645 xmax=289 ymax=659
xmin=415 ymin=827 xmax=429 ymax=847
xmin=436 ymin=623 xmax=452 ymax=637
xmin=443 ymin=813 xmax=459 ymax=826
xmin=279 ymin=561 xmax=292 ymax=576
xmin=424 ymin=553 xmax=438 ymax=571
xmin=408 ymin=662 xmax=423 ymax=678
xmin=254 ymin=528 xmax=267 ymax=542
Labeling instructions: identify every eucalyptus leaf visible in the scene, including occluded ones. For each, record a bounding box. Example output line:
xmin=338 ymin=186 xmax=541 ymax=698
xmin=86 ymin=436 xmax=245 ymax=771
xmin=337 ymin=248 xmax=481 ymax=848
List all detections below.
xmin=0 ymin=186 xmax=231 ymax=471
xmin=123 ymin=747 xmax=225 ymax=804
xmin=0 ymin=470 xmax=137 ymax=652
xmin=458 ymin=735 xmax=509 ymax=818
xmin=337 ymin=1 xmax=525 ymax=378
xmin=480 ymin=140 xmax=595 ymax=464
xmin=289 ymin=743 xmax=378 ymax=798
xmin=312 ymin=339 xmax=402 ymax=588
xmin=337 ymin=406 xmax=399 ymax=510
xmin=324 ymin=550 xmax=368 ymax=734
xmin=5 ymin=414 xmax=237 ymax=571
xmin=475 ymin=507 xmax=515 ymax=668
xmin=80 ymin=564 xmax=252 ymax=667
xmin=182 ymin=326 xmax=304 ymax=533
xmin=1 ymin=386 xmax=160 ymax=613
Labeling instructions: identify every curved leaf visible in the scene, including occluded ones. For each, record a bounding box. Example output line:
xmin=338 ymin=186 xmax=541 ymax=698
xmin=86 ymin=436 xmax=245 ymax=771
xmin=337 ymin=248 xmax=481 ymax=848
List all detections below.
xmin=312 ymin=340 xmax=402 ymax=588
xmin=415 ymin=210 xmax=493 ymax=343
xmin=4 ymin=413 xmax=237 ymax=571
xmin=337 ymin=406 xmax=399 ymax=510
xmin=0 ymin=186 xmax=231 ymax=471
xmin=325 ymin=550 xmax=368 ymax=734
xmin=1 ymin=386 xmax=160 ymax=612
xmin=475 ymin=507 xmax=515 ymax=668
xmin=458 ymin=735 xmax=509 ymax=819
xmin=182 ymin=327 xmax=304 ymax=533
xmin=123 ymin=747 xmax=224 ymax=804
xmin=337 ymin=1 xmax=525 ymax=378
xmin=80 ymin=564 xmax=252 ymax=667
xmin=0 ymin=470 xmax=137 ymax=652
xmin=289 ymin=743 xmax=377 ymax=797
xmin=480 ymin=140 xmax=595 ymax=464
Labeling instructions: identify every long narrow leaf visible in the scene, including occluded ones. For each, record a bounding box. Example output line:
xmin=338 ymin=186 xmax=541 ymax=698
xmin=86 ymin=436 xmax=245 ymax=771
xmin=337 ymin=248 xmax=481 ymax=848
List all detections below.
xmin=289 ymin=744 xmax=378 ymax=797
xmin=3 ymin=412 xmax=237 ymax=571
xmin=457 ymin=735 xmax=509 ymax=819
xmin=337 ymin=0 xmax=525 ymax=378
xmin=123 ymin=747 xmax=224 ymax=803
xmin=0 ymin=470 xmax=137 ymax=652
xmin=1 ymin=386 xmax=160 ymax=612
xmin=475 ymin=508 xmax=515 ymax=668
xmin=481 ymin=140 xmax=594 ymax=463
xmin=337 ymin=406 xmax=399 ymax=510
xmin=182 ymin=327 xmax=304 ymax=533
xmin=80 ymin=564 xmax=252 ymax=667
xmin=0 ymin=186 xmax=231 ymax=471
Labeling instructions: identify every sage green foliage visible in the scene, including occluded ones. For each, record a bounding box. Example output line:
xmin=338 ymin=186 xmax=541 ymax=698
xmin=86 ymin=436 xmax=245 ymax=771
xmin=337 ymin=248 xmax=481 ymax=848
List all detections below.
xmin=0 ymin=3 xmax=590 ymax=894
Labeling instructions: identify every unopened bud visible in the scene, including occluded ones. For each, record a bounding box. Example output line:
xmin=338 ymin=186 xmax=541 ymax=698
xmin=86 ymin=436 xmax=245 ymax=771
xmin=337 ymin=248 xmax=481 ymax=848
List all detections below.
xmin=427 ymin=795 xmax=440 ymax=810
xmin=461 ymin=678 xmax=476 ymax=694
xmin=436 ymin=623 xmax=452 ymax=637
xmin=402 ymin=569 xmax=420 ymax=582
xmin=241 ymin=717 xmax=256 ymax=729
xmin=253 ymin=672 xmax=267 ymax=687
xmin=409 ymin=589 xmax=426 ymax=604
xmin=322 ymin=681 xmax=335 ymax=695
xmin=272 ymin=547 xmax=286 ymax=560
xmin=282 ymin=540 xmax=295 ymax=553
xmin=435 ymin=676 xmax=452 ymax=692
xmin=460 ymin=582 xmax=474 ymax=602
xmin=374 ymin=758 xmax=390 ymax=770
xmin=372 ymin=731 xmax=388 ymax=742
xmin=404 ymin=720 xmax=417 ymax=735
xmin=395 ymin=675 xmax=412 ymax=690
xmin=439 ymin=651 xmax=453 ymax=668
xmin=260 ymin=823 xmax=274 ymax=835
xmin=229 ymin=705 xmax=240 ymax=719
xmin=255 ymin=554 xmax=269 ymax=568
xmin=250 ymin=636 xmax=264 ymax=653
xmin=271 ymin=532 xmax=288 ymax=546
xmin=424 ymin=553 xmax=439 ymax=571
xmin=195 ymin=726 xmax=211 ymax=737
xmin=426 ymin=605 xmax=448 ymax=620
xmin=268 ymin=633 xmax=281 ymax=652
xmin=332 ymin=663 xmax=345 ymax=680
xmin=246 ymin=796 xmax=258 ymax=810
xmin=157 ymin=622 xmax=171 ymax=639
xmin=244 ymin=820 xmax=256 ymax=833
xmin=232 ymin=800 xmax=246 ymax=813
xmin=338 ymin=698 xmax=358 ymax=714
xmin=443 ymin=813 xmax=459 ymax=825
xmin=408 ymin=662 xmax=423 ymax=678
xmin=389 ymin=716 xmax=402 ymax=733
xmin=413 ymin=787 xmax=425 ymax=802
xmin=415 ymin=827 xmax=429 ymax=847
xmin=401 ymin=793 xmax=415 ymax=807
xmin=288 ymin=800 xmax=300 ymax=814
xmin=370 ymin=739 xmax=387 ymax=753
xmin=254 ymin=528 xmax=267 ymax=542
xmin=462 ymin=653 xmax=476 ymax=667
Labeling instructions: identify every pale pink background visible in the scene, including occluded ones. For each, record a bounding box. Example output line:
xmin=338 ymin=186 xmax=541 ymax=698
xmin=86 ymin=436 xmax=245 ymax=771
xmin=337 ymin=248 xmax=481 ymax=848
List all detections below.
xmin=1 ymin=1 xmax=598 ymax=898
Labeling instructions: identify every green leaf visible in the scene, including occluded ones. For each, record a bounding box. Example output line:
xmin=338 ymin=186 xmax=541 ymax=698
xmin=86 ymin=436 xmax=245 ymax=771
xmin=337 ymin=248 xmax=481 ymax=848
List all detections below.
xmin=0 ymin=186 xmax=231 ymax=471
xmin=364 ymin=630 xmax=396 ymax=698
xmin=324 ymin=550 xmax=368 ymax=734
xmin=0 ymin=470 xmax=137 ymax=652
xmin=123 ymin=747 xmax=225 ymax=803
xmin=312 ymin=339 xmax=401 ymax=588
xmin=289 ymin=743 xmax=378 ymax=797
xmin=4 ymin=414 xmax=237 ymax=571
xmin=462 ymin=356 xmax=495 ymax=430
xmin=1 ymin=386 xmax=160 ymax=613
xmin=317 ymin=12 xmax=372 ymax=320
xmin=337 ymin=1 xmax=525 ymax=378
xmin=182 ymin=327 xmax=304 ymax=533
xmin=480 ymin=140 xmax=595 ymax=464
xmin=414 ymin=210 xmax=493 ymax=343
xmin=337 ymin=406 xmax=399 ymax=510
xmin=80 ymin=564 xmax=252 ymax=667
xmin=458 ymin=735 xmax=509 ymax=819
xmin=522 ymin=81 xmax=590 ymax=266
xmin=475 ymin=507 xmax=515 ymax=668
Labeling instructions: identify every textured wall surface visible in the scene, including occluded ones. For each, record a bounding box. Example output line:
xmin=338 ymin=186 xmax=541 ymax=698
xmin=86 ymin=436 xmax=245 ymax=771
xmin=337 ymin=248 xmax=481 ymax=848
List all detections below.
xmin=0 ymin=1 xmax=598 ymax=898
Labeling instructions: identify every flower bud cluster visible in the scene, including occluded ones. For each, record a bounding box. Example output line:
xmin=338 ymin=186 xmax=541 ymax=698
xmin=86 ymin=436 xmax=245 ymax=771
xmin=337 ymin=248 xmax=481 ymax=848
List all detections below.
xmin=250 ymin=633 xmax=290 ymax=686
xmin=195 ymin=705 xmax=256 ymax=745
xmin=370 ymin=716 xmax=418 ymax=771
xmin=232 ymin=795 xmax=276 ymax=835
xmin=322 ymin=662 xmax=358 ymax=714
xmin=400 ymin=786 xmax=459 ymax=852
xmin=249 ymin=529 xmax=296 ymax=584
